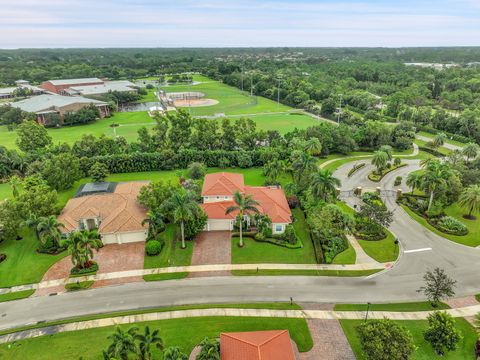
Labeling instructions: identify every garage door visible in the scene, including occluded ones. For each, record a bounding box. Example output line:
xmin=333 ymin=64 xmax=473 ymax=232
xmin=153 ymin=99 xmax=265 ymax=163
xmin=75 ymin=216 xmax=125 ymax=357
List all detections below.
xmin=208 ymin=220 xmax=232 ymax=231
xmin=102 ymin=231 xmax=147 ymax=245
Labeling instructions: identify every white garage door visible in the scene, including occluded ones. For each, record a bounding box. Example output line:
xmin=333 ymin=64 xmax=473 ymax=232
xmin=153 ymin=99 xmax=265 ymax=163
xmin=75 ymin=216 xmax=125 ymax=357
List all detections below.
xmin=102 ymin=231 xmax=147 ymax=245
xmin=207 ymin=220 xmax=232 ymax=231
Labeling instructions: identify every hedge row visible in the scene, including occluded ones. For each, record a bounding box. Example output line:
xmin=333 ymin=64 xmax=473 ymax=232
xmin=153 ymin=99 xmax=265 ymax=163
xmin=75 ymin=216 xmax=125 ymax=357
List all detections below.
xmin=348 ymin=163 xmax=365 ymax=177
xmin=231 ymin=231 xmax=303 ymax=249
xmin=416 ymin=126 xmax=471 ymax=144
xmin=80 ymin=149 xmax=287 ymax=174
xmin=417 ymin=146 xmax=445 ymax=158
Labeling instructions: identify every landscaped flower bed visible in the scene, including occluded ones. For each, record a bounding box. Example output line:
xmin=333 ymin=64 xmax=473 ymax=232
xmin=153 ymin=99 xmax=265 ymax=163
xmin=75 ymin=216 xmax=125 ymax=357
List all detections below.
xmin=368 ymin=163 xmax=407 ymax=182
xmin=70 ymin=262 xmax=99 ymax=277
xmin=348 ymin=163 xmax=365 ymax=177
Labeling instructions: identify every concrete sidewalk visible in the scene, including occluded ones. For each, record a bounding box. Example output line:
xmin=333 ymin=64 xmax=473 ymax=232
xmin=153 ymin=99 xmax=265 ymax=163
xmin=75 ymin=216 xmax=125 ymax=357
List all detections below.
xmin=0 ymin=262 xmax=390 ymax=296
xmin=1 ymin=304 xmax=479 ymax=345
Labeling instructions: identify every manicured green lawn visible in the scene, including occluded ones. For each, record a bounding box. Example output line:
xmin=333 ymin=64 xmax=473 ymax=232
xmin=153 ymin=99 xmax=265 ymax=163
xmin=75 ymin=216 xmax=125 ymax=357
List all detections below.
xmin=232 ymin=269 xmax=381 ymax=276
xmin=137 ymin=88 xmax=158 ymax=103
xmin=401 ymin=204 xmax=480 ymax=247
xmin=357 ymin=230 xmax=399 ymax=263
xmin=236 ymin=112 xmax=320 ymax=134
xmin=341 ymin=318 xmax=478 ymax=360
xmin=414 ymin=139 xmax=452 ymax=156
xmin=143 ymin=224 xmax=193 ymax=281
xmin=0 ymin=316 xmax=313 ymax=359
xmin=418 ymin=131 xmax=466 ymax=148
xmin=332 ymin=242 xmax=356 ymax=265
xmin=231 ymin=209 xmax=316 ymax=265
xmin=334 ymin=301 xmax=450 ymax=312
xmin=0 ymin=230 xmax=67 ymax=288
xmin=161 ymin=79 xmax=292 ymax=116
xmin=0 ymin=289 xmax=35 ymax=302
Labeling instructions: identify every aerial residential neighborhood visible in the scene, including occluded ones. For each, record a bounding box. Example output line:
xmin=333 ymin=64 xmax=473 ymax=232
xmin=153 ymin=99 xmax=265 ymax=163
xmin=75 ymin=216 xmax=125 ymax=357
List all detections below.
xmin=0 ymin=1 xmax=480 ymax=360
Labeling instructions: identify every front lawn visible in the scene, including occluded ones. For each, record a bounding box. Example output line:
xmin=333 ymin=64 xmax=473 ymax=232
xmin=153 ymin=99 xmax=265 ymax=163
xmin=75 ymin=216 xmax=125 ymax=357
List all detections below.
xmin=401 ymin=204 xmax=480 ymax=247
xmin=231 ymin=209 xmax=316 ymax=265
xmin=341 ymin=318 xmax=478 ymax=360
xmin=332 ymin=242 xmax=356 ymax=264
xmin=334 ymin=301 xmax=450 ymax=312
xmin=414 ymin=139 xmax=452 ymax=156
xmin=0 ymin=230 xmax=67 ymax=288
xmin=357 ymin=230 xmax=399 ymax=263
xmin=0 ymin=289 xmax=35 ymax=303
xmin=143 ymin=224 xmax=193 ymax=281
xmin=0 ymin=316 xmax=313 ymax=359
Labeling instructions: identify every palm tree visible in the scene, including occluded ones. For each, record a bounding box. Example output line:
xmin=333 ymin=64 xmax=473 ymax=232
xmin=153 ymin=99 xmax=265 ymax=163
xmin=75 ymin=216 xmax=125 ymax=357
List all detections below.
xmin=163 ymin=346 xmax=188 ymax=360
xmin=458 ymin=184 xmax=480 ymax=219
xmin=196 ymin=338 xmax=220 ymax=360
xmin=263 ymin=159 xmax=284 ymax=182
xmin=291 ymin=151 xmax=317 ymax=183
xmin=226 ymin=191 xmax=259 ymax=247
xmin=62 ymin=230 xmax=102 ymax=270
xmin=462 ymin=142 xmax=479 ymax=161
xmin=310 ymin=169 xmax=341 ymax=202
xmin=9 ymin=175 xmax=21 ymax=198
xmin=379 ymin=145 xmax=393 ymax=161
xmin=431 ymin=132 xmax=447 ymax=149
xmin=24 ymin=213 xmax=41 ymax=242
xmin=107 ymin=327 xmax=139 ymax=360
xmin=135 ymin=326 xmax=163 ymax=360
xmin=162 ymin=190 xmax=199 ymax=249
xmin=304 ymin=138 xmax=322 ymax=156
xmin=371 ymin=150 xmax=389 ymax=174
xmin=142 ymin=211 xmax=165 ymax=240
xmin=406 ymin=172 xmax=423 ymax=194
xmin=37 ymin=215 xmax=64 ymax=249
xmin=421 ymin=160 xmax=453 ymax=211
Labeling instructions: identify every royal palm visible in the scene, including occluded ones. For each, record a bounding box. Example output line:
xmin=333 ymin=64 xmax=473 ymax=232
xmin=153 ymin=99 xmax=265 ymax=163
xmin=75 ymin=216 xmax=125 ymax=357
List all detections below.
xmin=226 ymin=191 xmax=259 ymax=247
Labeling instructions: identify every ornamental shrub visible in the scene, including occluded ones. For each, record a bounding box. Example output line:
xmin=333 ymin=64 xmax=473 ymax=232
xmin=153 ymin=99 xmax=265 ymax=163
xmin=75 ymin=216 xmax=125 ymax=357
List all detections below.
xmin=0 ymin=253 xmax=6 ymax=263
xmin=435 ymin=216 xmax=468 ymax=235
xmin=145 ymin=240 xmax=162 ymax=256
xmin=281 ymin=225 xmax=297 ymax=245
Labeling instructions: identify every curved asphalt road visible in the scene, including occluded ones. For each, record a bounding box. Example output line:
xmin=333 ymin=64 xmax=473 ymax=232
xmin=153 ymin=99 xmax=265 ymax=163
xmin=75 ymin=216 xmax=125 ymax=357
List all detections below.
xmin=1 ymin=160 xmax=479 ymax=331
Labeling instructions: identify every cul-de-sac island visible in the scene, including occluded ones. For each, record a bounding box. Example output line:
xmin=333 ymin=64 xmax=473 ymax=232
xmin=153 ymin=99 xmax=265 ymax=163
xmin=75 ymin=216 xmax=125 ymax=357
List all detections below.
xmin=1 ymin=4 xmax=480 ymax=360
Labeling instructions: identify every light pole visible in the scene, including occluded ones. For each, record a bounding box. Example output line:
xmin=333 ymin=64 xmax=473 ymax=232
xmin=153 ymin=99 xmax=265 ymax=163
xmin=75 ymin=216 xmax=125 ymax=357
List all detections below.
xmin=364 ymin=302 xmax=371 ymax=322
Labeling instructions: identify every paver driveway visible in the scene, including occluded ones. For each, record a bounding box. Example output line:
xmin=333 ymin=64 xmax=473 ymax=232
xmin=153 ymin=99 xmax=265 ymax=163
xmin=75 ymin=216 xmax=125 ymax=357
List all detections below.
xmin=189 ymin=231 xmax=231 ymax=277
xmin=35 ymin=242 xmax=145 ymax=296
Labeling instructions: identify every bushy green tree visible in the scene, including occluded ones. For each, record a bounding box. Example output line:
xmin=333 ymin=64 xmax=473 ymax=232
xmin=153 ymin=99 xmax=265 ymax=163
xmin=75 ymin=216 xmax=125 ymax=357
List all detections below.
xmin=89 ymin=161 xmax=109 ymax=183
xmin=188 ymin=162 xmax=206 ymax=180
xmin=41 ymin=153 xmax=83 ymax=190
xmin=417 ymin=267 xmax=456 ymax=306
xmin=357 ymin=318 xmax=416 ymax=360
xmin=16 ymin=121 xmax=52 ymax=153
xmin=424 ymin=311 xmax=462 ymax=356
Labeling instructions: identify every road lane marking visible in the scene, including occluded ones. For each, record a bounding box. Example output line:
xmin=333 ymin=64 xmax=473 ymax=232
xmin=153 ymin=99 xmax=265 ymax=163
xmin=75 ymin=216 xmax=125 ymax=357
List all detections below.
xmin=404 ymin=248 xmax=432 ymax=254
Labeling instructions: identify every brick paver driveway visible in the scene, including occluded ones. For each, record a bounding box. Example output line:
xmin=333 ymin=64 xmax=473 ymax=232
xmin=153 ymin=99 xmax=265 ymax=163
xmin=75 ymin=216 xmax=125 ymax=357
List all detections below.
xmin=35 ymin=242 xmax=145 ymax=296
xmin=189 ymin=231 xmax=231 ymax=277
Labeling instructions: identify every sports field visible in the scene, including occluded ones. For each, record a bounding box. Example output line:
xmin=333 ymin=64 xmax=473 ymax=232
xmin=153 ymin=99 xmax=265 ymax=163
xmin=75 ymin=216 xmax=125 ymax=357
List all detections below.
xmin=0 ymin=75 xmax=321 ymax=149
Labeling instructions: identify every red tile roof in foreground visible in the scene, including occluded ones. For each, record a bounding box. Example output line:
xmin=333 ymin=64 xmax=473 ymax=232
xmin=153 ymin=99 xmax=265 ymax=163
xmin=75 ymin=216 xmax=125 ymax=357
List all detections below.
xmin=58 ymin=182 xmax=148 ymax=234
xmin=220 ymin=330 xmax=296 ymax=360
xmin=200 ymin=173 xmax=292 ymax=223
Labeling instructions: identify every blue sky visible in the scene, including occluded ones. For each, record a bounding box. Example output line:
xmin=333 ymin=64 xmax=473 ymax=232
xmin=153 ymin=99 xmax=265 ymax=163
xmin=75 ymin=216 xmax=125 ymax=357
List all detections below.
xmin=1 ymin=0 xmax=479 ymax=48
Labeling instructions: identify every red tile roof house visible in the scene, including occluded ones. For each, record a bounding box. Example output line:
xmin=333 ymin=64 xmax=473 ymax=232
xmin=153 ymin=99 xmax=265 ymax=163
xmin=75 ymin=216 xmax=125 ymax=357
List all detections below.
xmin=57 ymin=182 xmax=148 ymax=245
xmin=200 ymin=172 xmax=292 ymax=234
xmin=220 ymin=330 xmax=296 ymax=360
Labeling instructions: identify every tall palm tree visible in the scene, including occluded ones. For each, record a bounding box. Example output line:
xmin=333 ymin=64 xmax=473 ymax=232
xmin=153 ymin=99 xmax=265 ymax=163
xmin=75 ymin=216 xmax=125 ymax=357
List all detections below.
xmin=263 ymin=159 xmax=284 ymax=183
xmin=142 ymin=211 xmax=165 ymax=240
xmin=379 ymin=145 xmax=393 ymax=161
xmin=163 ymin=346 xmax=188 ymax=360
xmin=458 ymin=184 xmax=480 ymax=219
xmin=135 ymin=326 xmax=163 ymax=360
xmin=62 ymin=230 xmax=102 ymax=270
xmin=431 ymin=132 xmax=447 ymax=149
xmin=162 ymin=190 xmax=199 ymax=249
xmin=421 ymin=160 xmax=453 ymax=211
xmin=462 ymin=142 xmax=479 ymax=161
xmin=24 ymin=213 xmax=41 ymax=242
xmin=226 ymin=191 xmax=259 ymax=247
xmin=310 ymin=169 xmax=341 ymax=202
xmin=107 ymin=327 xmax=139 ymax=360
xmin=371 ymin=150 xmax=389 ymax=174
xmin=304 ymin=138 xmax=322 ymax=156
xmin=37 ymin=215 xmax=64 ymax=249
xmin=291 ymin=151 xmax=317 ymax=183
xmin=406 ymin=172 xmax=423 ymax=194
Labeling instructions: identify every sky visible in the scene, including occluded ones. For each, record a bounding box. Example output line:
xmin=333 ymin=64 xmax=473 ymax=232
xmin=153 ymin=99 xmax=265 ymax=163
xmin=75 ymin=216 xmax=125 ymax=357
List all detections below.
xmin=0 ymin=0 xmax=479 ymax=48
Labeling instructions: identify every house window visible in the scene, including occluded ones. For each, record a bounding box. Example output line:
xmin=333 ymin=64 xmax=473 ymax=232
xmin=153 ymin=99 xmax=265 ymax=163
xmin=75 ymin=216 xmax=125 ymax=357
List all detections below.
xmin=275 ymin=224 xmax=283 ymax=232
xmin=85 ymin=218 xmax=97 ymax=231
xmin=216 ymin=196 xmax=220 ymax=200
xmin=224 ymin=196 xmax=229 ymax=200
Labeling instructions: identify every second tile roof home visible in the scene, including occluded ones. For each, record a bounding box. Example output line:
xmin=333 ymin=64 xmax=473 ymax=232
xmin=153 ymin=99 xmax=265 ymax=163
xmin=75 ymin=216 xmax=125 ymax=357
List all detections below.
xmin=200 ymin=172 xmax=292 ymax=233
xmin=57 ymin=182 xmax=148 ymax=245
xmin=220 ymin=330 xmax=296 ymax=360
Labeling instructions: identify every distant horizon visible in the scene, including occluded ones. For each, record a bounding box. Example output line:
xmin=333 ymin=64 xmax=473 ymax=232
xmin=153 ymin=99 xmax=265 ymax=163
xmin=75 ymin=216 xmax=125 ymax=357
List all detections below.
xmin=1 ymin=0 xmax=479 ymax=48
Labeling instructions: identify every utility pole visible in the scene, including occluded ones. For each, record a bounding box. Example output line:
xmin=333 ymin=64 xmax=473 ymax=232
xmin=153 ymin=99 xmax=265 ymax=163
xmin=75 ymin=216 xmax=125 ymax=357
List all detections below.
xmin=337 ymin=93 xmax=343 ymax=124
